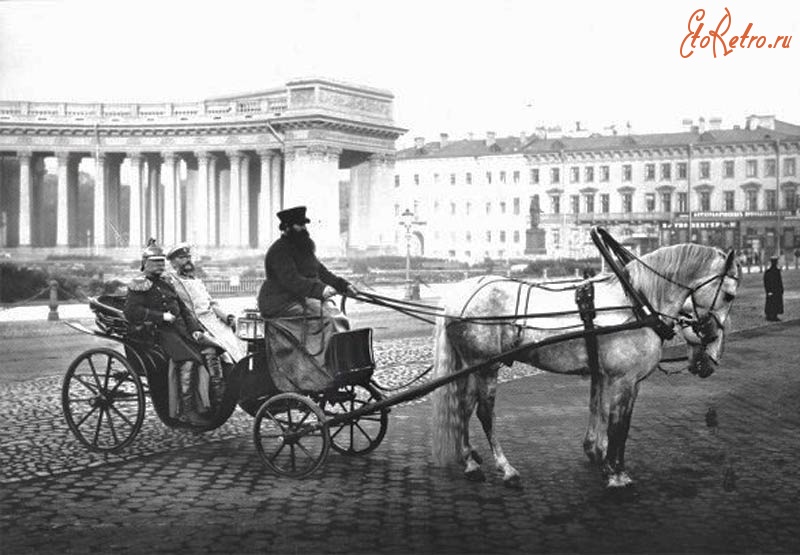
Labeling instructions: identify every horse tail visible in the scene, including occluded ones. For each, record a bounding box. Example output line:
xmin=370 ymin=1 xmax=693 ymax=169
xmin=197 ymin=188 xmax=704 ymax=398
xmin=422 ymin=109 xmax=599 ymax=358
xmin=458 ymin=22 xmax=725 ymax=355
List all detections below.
xmin=431 ymin=314 xmax=465 ymax=466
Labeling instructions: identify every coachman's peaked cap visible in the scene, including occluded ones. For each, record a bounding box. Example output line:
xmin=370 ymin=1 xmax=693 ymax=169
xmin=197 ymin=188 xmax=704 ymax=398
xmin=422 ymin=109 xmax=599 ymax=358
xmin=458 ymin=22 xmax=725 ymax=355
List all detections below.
xmin=277 ymin=206 xmax=311 ymax=227
xmin=166 ymin=242 xmax=192 ymax=260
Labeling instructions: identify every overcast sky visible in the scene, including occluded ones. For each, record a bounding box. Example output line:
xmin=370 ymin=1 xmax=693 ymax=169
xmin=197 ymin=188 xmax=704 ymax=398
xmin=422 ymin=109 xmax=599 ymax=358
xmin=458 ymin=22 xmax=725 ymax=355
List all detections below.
xmin=1 ymin=0 xmax=798 ymax=147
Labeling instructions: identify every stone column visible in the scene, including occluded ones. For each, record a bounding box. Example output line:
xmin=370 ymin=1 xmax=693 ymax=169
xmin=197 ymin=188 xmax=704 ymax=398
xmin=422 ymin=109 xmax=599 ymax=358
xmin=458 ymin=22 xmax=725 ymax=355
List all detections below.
xmin=128 ymin=153 xmax=143 ymax=248
xmin=226 ymin=150 xmax=242 ymax=247
xmin=18 ymin=151 xmax=32 ymax=246
xmin=93 ymin=153 xmax=106 ymax=246
xmin=370 ymin=154 xmax=396 ymax=252
xmin=240 ymin=153 xmax=251 ymax=247
xmin=257 ymin=150 xmax=273 ymax=247
xmin=348 ymin=159 xmax=372 ymax=252
xmin=208 ymin=155 xmax=218 ymax=246
xmin=270 ymin=151 xmax=283 ymax=226
xmin=56 ymin=153 xmax=70 ymax=247
xmin=162 ymin=152 xmax=178 ymax=246
xmin=106 ymin=155 xmax=123 ymax=246
xmin=147 ymin=155 xmax=161 ymax=242
xmin=68 ymin=156 xmax=80 ymax=246
xmin=195 ymin=151 xmax=210 ymax=247
xmin=282 ymin=145 xmax=342 ymax=256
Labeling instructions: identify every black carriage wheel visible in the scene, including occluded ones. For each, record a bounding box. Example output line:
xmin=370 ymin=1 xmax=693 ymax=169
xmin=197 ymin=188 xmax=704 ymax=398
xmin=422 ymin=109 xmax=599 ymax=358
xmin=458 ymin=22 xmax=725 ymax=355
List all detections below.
xmin=62 ymin=347 xmax=146 ymax=453
xmin=322 ymin=383 xmax=388 ymax=456
xmin=253 ymin=393 xmax=330 ymax=479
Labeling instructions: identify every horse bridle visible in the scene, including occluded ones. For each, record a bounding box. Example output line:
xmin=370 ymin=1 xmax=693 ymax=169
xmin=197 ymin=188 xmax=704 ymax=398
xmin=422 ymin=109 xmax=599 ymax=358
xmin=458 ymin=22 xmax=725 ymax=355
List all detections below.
xmin=678 ymin=253 xmax=739 ymax=346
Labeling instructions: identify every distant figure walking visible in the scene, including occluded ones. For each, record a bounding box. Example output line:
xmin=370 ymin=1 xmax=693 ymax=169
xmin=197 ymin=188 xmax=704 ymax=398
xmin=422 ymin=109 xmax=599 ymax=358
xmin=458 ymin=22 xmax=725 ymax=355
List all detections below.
xmin=764 ymin=255 xmax=784 ymax=322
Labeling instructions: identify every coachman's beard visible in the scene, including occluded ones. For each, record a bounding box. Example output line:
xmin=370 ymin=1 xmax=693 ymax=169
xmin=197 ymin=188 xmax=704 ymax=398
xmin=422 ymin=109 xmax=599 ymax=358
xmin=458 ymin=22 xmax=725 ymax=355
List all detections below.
xmin=286 ymin=228 xmax=316 ymax=255
xmin=178 ymin=261 xmax=196 ymax=277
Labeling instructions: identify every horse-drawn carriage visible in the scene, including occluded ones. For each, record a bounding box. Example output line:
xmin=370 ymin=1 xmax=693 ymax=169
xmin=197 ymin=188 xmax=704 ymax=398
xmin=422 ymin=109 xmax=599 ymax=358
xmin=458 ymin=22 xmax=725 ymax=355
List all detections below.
xmin=63 ymin=227 xmax=741 ymax=487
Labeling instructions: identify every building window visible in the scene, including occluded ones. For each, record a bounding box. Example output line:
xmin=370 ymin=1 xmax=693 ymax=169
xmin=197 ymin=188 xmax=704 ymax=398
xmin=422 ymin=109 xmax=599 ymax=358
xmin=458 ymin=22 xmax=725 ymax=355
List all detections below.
xmin=394 ymin=175 xmax=400 ymax=187
xmin=785 ymin=191 xmax=797 ymax=211
xmin=645 ymin=193 xmax=655 ymax=212
xmin=500 ymin=171 xmax=507 ymax=183
xmin=500 ymin=230 xmax=507 ymax=243
xmin=394 ymin=204 xmax=400 ymax=217
xmin=661 ymin=192 xmax=672 ymax=212
xmin=485 ymin=202 xmax=491 ymax=214
xmin=724 ymin=191 xmax=735 ymax=211
xmin=699 ymin=161 xmax=710 ymax=180
xmin=450 ymin=202 xmax=456 ymax=215
xmin=677 ymin=192 xmax=687 ymax=212
xmin=677 ymin=162 xmax=687 ymax=179
xmin=466 ymin=231 xmax=472 ymax=242
xmin=723 ymin=160 xmax=735 ymax=178
xmin=512 ymin=170 xmax=520 ymax=184
xmin=513 ymin=197 xmax=520 ymax=215
xmin=486 ymin=231 xmax=492 ymax=243
xmin=414 ymin=174 xmax=420 ymax=185
xmin=466 ymin=172 xmax=472 ymax=185
xmin=699 ymin=191 xmax=710 ymax=211
xmin=513 ymin=230 xmax=520 ymax=243
xmin=766 ymin=190 xmax=776 ymax=211
xmin=466 ymin=202 xmax=471 ymax=215
xmin=551 ymin=167 xmax=560 ymax=184
xmin=530 ymin=168 xmax=539 ymax=184
xmin=600 ymin=194 xmax=609 ymax=213
xmin=765 ymin=159 xmax=776 ymax=177
xmin=433 ymin=201 xmax=440 ymax=212
xmin=500 ymin=201 xmax=507 ymax=214
xmin=600 ymin=166 xmax=610 ymax=182
xmin=571 ymin=195 xmax=580 ymax=214
xmin=622 ymin=193 xmax=633 ymax=213
xmin=645 ymin=163 xmax=655 ymax=181
xmin=585 ymin=166 xmax=594 ymax=182
xmin=450 ymin=173 xmax=456 ymax=185
xmin=584 ymin=194 xmax=595 ymax=213
xmin=434 ymin=173 xmax=440 ymax=184
xmin=784 ymin=157 xmax=797 ymax=176
xmin=661 ymin=163 xmax=671 ymax=180
xmin=486 ymin=171 xmax=492 ymax=184
xmin=746 ymin=190 xmax=758 ymax=210
xmin=746 ymin=159 xmax=758 ymax=178
xmin=448 ymin=250 xmax=456 ymax=258
xmin=570 ymin=166 xmax=580 ymax=183
xmin=622 ymin=164 xmax=632 ymax=182
xmin=550 ymin=195 xmax=560 ymax=214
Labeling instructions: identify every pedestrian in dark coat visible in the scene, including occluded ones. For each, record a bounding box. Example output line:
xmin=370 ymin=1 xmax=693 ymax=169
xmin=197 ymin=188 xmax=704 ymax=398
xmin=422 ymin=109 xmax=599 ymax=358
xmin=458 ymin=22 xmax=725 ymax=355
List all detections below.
xmin=763 ymin=255 xmax=784 ymax=321
xmin=256 ymin=206 xmax=358 ymax=392
xmin=124 ymin=241 xmax=207 ymax=423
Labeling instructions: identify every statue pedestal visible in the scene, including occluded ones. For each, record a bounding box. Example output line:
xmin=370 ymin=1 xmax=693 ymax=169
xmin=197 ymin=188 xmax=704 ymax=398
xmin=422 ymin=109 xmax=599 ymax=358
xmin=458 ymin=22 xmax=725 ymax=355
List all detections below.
xmin=525 ymin=228 xmax=547 ymax=255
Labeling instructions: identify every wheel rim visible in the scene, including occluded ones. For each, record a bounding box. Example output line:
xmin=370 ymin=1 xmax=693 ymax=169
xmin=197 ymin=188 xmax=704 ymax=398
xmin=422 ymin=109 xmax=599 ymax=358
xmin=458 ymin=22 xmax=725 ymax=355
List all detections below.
xmin=323 ymin=384 xmax=388 ymax=456
xmin=62 ymin=348 xmax=145 ymax=452
xmin=253 ymin=393 xmax=330 ymax=478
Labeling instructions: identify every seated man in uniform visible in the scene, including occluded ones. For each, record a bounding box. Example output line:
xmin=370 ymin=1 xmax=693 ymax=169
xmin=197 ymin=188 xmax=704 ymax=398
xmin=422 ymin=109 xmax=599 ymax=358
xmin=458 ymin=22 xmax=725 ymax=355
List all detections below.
xmin=257 ymin=206 xmax=358 ymax=392
xmin=166 ymin=242 xmax=246 ymax=405
xmin=124 ymin=240 xmax=216 ymax=425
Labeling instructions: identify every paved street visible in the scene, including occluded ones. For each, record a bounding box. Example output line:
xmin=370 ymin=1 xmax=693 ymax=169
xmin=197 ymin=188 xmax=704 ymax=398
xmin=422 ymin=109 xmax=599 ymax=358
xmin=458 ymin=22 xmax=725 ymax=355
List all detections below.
xmin=1 ymin=318 xmax=799 ymax=554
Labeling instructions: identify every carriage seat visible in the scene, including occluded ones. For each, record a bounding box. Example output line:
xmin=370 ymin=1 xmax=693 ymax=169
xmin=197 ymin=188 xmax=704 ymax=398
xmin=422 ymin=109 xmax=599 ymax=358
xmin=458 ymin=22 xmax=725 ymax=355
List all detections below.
xmin=89 ymin=295 xmax=130 ymax=337
xmin=324 ymin=328 xmax=375 ymax=387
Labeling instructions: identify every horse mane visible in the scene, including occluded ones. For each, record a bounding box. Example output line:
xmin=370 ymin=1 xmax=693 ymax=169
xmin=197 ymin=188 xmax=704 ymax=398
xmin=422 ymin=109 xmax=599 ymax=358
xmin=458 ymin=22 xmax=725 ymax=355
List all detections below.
xmin=621 ymin=243 xmax=726 ymax=308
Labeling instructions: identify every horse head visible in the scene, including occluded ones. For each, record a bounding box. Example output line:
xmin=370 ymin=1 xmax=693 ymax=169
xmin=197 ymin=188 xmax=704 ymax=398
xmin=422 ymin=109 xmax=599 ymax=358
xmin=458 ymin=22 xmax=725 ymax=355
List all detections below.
xmin=677 ymin=249 xmax=739 ymax=378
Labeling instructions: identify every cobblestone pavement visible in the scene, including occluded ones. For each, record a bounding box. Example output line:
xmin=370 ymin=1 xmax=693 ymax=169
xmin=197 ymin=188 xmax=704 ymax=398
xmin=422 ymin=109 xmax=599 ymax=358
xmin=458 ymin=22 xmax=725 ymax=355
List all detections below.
xmin=1 ymin=320 xmax=799 ymax=554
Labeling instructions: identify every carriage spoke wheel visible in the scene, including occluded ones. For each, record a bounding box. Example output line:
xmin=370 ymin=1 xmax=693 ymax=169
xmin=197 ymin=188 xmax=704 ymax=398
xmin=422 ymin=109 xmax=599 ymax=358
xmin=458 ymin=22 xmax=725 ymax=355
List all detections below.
xmin=62 ymin=347 xmax=145 ymax=453
xmin=323 ymin=383 xmax=388 ymax=456
xmin=253 ymin=393 xmax=330 ymax=478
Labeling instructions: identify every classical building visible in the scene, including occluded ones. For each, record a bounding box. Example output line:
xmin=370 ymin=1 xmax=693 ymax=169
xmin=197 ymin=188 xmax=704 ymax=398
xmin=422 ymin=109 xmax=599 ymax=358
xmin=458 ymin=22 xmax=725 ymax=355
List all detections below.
xmin=394 ymin=116 xmax=800 ymax=261
xmin=0 ymin=78 xmax=405 ymax=257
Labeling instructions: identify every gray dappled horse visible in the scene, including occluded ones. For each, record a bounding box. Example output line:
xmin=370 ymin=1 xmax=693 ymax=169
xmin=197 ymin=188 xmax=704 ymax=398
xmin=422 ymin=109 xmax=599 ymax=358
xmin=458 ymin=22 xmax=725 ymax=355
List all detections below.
xmin=431 ymin=243 xmax=739 ymax=488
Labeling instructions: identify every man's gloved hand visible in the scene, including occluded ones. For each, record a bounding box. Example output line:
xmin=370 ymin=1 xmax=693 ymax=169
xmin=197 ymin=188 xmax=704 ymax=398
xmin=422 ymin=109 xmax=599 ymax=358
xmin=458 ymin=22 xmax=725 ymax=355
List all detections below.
xmin=192 ymin=331 xmax=203 ymax=341
xmin=322 ymin=285 xmax=337 ymax=300
xmin=346 ymin=284 xmax=359 ymax=297
xmin=163 ymin=312 xmax=176 ymax=323
xmin=226 ymin=314 xmax=236 ymax=332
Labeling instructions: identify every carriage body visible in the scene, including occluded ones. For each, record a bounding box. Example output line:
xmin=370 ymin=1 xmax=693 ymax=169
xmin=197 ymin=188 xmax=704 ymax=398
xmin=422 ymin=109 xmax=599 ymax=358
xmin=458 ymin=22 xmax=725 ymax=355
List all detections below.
xmin=62 ymin=297 xmax=388 ymax=475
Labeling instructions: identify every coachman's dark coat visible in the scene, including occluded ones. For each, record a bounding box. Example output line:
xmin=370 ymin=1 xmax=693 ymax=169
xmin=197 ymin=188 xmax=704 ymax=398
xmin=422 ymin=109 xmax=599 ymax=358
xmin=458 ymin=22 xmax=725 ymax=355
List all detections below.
xmin=124 ymin=274 xmax=204 ymax=363
xmin=257 ymin=234 xmax=349 ymax=316
xmin=763 ymin=263 xmax=784 ymax=320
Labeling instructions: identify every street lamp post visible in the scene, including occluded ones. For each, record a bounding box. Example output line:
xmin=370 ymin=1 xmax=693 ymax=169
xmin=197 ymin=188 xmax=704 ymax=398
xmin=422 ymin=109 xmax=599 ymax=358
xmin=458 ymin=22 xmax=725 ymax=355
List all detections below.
xmin=400 ymin=208 xmax=415 ymax=300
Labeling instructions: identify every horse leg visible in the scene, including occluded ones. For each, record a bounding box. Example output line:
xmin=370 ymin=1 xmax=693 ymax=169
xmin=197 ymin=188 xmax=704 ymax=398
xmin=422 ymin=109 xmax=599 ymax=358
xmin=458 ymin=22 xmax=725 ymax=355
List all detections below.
xmin=601 ymin=378 xmax=640 ymax=488
xmin=583 ymin=371 xmax=608 ymax=463
xmin=459 ymin=374 xmax=484 ymax=482
xmin=475 ymin=365 xmax=522 ymax=488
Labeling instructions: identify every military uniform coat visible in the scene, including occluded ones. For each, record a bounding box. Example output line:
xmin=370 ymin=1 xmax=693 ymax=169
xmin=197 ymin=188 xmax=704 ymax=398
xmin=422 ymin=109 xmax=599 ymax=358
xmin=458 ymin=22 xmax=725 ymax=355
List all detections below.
xmin=124 ymin=274 xmax=204 ymax=363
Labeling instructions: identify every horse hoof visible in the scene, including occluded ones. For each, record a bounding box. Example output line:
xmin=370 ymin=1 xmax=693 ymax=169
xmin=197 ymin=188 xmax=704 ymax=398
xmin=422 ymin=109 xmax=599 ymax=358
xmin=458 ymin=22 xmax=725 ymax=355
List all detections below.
xmin=465 ymin=468 xmax=486 ymax=482
xmin=606 ymin=473 xmax=634 ymax=489
xmin=503 ymin=475 xmax=523 ymax=489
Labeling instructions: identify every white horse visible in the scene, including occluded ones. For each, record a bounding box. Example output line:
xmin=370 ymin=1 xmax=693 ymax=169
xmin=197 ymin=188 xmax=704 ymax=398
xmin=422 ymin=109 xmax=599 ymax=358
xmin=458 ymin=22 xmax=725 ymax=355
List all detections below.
xmin=431 ymin=243 xmax=739 ymax=488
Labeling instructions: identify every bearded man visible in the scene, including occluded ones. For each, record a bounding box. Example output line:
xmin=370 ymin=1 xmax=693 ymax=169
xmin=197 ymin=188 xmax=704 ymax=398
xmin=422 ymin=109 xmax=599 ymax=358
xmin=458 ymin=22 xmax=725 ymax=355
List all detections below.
xmin=124 ymin=240 xmax=210 ymax=424
xmin=257 ymin=206 xmax=358 ymax=392
xmin=166 ymin=243 xmax=246 ymax=405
